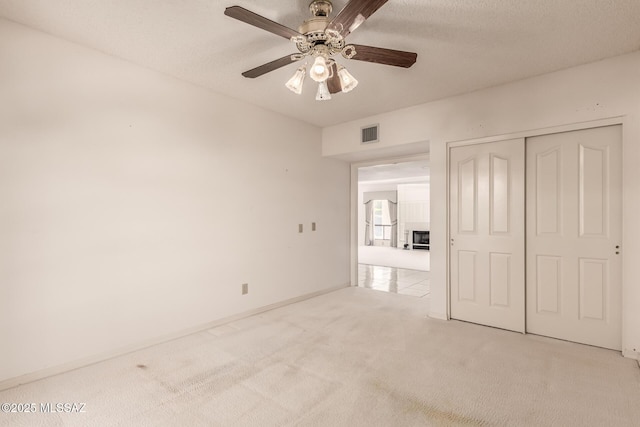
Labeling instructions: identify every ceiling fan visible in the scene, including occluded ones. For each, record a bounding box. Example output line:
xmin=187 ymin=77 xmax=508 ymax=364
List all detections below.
xmin=224 ymin=0 xmax=417 ymax=100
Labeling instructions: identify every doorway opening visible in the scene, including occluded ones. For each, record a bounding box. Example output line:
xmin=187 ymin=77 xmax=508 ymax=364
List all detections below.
xmin=356 ymin=159 xmax=430 ymax=298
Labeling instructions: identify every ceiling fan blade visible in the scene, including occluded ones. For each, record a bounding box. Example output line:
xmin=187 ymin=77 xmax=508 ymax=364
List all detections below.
xmin=327 ymin=0 xmax=389 ymax=38
xmin=350 ymin=44 xmax=417 ymax=68
xmin=224 ymin=6 xmax=302 ymax=40
xmin=327 ymin=63 xmax=342 ymax=94
xmin=241 ymin=54 xmax=300 ymax=78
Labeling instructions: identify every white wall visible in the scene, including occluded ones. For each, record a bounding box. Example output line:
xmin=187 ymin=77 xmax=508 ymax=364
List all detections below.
xmin=0 ymin=19 xmax=350 ymax=385
xmin=398 ymin=183 xmax=429 ymax=245
xmin=324 ymin=51 xmax=640 ymax=359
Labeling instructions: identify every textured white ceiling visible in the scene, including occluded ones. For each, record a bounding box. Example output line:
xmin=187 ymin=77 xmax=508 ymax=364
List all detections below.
xmin=359 ymin=160 xmax=429 ymax=183
xmin=1 ymin=0 xmax=640 ymax=127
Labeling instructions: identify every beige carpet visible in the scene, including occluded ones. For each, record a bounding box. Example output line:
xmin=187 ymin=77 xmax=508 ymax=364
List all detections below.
xmin=1 ymin=287 xmax=638 ymax=426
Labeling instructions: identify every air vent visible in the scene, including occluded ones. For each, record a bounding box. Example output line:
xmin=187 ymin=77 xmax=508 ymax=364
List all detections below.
xmin=361 ymin=124 xmax=379 ymax=144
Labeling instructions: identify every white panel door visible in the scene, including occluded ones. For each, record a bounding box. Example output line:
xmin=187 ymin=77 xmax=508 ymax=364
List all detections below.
xmin=450 ymin=139 xmax=525 ymax=332
xmin=526 ymin=126 xmax=622 ymax=350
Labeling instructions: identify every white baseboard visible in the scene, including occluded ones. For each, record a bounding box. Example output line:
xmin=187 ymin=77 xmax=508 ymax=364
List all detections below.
xmin=0 ymin=283 xmax=349 ymax=392
xmin=428 ymin=311 xmax=448 ymax=321
xmin=622 ymin=349 xmax=640 ymax=361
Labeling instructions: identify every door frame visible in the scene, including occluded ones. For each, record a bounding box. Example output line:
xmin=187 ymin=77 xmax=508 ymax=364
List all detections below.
xmin=349 ymin=153 xmax=430 ymax=288
xmin=446 ymin=116 xmax=625 ymax=328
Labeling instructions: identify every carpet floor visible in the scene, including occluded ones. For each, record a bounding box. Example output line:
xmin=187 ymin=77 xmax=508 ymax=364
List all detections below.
xmin=1 ymin=287 xmax=638 ymax=426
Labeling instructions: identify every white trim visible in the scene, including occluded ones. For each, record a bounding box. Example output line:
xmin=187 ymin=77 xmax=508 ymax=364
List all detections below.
xmin=429 ymin=311 xmax=448 ymax=321
xmin=447 ymin=116 xmax=624 ymax=148
xmin=0 ymin=283 xmax=348 ymax=392
xmin=444 ymin=141 xmax=451 ymax=321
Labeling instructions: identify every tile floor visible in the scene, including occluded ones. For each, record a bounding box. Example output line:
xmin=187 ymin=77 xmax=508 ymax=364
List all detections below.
xmin=358 ymin=264 xmax=430 ymax=297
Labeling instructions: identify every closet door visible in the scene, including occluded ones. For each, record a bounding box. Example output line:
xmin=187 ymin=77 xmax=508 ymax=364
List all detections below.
xmin=449 ymin=139 xmax=525 ymax=332
xmin=526 ymin=126 xmax=622 ymax=350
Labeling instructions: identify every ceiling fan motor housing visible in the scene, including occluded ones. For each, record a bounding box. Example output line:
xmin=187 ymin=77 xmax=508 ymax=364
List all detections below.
xmin=300 ymin=0 xmax=334 ymax=37
xmin=296 ymin=0 xmax=347 ymax=57
xmin=309 ymin=0 xmax=333 ymax=16
xmin=298 ymin=17 xmax=330 ymax=36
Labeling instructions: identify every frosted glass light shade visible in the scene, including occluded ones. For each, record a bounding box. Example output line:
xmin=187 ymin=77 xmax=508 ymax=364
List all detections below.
xmin=309 ymin=56 xmax=330 ymax=82
xmin=285 ymin=66 xmax=306 ymax=94
xmin=337 ymin=64 xmax=358 ymax=93
xmin=315 ymin=81 xmax=332 ymax=101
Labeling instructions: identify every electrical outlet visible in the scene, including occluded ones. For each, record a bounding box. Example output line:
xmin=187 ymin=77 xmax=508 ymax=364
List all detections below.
xmin=298 ymin=224 xmax=303 ymax=233
xmin=242 ymin=283 xmax=248 ymax=295
xmin=312 ymin=222 xmax=316 ymax=231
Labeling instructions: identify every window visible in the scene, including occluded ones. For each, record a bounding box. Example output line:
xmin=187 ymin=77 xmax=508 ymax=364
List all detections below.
xmin=373 ymin=200 xmax=391 ymax=240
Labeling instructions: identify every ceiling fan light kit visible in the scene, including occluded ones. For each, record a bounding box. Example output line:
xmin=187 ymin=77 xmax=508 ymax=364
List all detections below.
xmin=316 ymin=80 xmax=332 ymax=101
xmin=336 ymin=64 xmax=358 ymax=93
xmin=285 ymin=65 xmax=306 ymax=94
xmin=310 ymin=55 xmax=331 ymax=82
xmin=224 ymin=0 xmax=417 ymax=101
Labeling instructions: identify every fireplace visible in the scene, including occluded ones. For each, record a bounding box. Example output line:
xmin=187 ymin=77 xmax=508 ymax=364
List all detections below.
xmin=412 ymin=230 xmax=429 ymax=250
